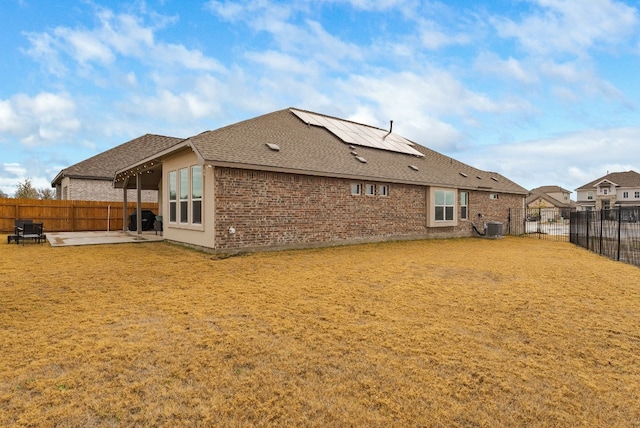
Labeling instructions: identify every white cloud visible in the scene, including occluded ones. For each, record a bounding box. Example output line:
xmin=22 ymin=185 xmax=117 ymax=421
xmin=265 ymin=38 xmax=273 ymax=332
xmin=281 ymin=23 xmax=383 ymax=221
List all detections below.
xmin=55 ymin=27 xmax=115 ymax=65
xmin=122 ymin=73 xmax=226 ymax=122
xmin=419 ymin=19 xmax=471 ymax=50
xmin=25 ymin=7 xmax=224 ymax=76
xmin=493 ymin=0 xmax=638 ymax=57
xmin=245 ymin=50 xmax=318 ymax=75
xmin=456 ymin=126 xmax=640 ymax=192
xmin=474 ymin=53 xmax=539 ymax=84
xmin=0 ymin=93 xmax=80 ymax=147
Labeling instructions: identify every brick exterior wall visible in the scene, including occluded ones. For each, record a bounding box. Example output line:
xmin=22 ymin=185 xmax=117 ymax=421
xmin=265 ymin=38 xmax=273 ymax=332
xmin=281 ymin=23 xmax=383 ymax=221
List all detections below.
xmin=214 ymin=168 xmax=524 ymax=251
xmin=56 ymin=178 xmax=158 ymax=202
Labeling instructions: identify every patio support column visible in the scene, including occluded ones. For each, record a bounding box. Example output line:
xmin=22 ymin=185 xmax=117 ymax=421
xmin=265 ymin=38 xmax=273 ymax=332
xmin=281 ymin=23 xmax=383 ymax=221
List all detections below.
xmin=136 ymin=173 xmax=142 ymax=235
xmin=122 ymin=177 xmax=129 ymax=232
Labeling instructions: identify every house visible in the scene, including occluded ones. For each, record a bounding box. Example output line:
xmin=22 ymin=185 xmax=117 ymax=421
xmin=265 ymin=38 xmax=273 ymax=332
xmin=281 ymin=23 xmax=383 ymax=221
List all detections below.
xmin=114 ymin=108 xmax=528 ymax=252
xmin=51 ymin=134 xmax=183 ymax=201
xmin=575 ymin=171 xmax=640 ymax=211
xmin=526 ymin=185 xmax=574 ymax=220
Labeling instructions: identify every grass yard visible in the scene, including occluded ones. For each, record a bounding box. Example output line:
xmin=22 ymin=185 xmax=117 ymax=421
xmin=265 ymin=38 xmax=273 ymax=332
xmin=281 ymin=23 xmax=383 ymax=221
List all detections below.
xmin=1 ymin=236 xmax=639 ymax=427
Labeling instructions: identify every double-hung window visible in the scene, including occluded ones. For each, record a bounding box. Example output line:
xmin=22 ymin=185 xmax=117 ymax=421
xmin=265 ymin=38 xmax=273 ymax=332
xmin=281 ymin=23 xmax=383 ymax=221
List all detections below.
xmin=460 ymin=191 xmax=468 ymax=220
xmin=435 ymin=190 xmax=455 ymax=221
xmin=169 ymin=171 xmax=177 ymax=222
xmin=191 ymin=166 xmax=202 ymax=224
xmin=179 ymin=168 xmax=189 ymax=223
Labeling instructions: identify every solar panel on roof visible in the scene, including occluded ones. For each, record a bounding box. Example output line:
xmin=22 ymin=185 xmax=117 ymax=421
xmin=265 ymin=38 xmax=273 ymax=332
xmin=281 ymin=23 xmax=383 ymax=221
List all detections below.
xmin=290 ymin=109 xmax=424 ymax=157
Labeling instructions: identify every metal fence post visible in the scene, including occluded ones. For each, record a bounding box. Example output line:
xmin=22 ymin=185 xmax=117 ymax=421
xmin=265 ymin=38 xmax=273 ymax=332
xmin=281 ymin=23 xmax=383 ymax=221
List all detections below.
xmin=585 ymin=210 xmax=590 ymax=251
xmin=600 ymin=210 xmax=605 ymax=255
xmin=617 ymin=207 xmax=622 ymax=261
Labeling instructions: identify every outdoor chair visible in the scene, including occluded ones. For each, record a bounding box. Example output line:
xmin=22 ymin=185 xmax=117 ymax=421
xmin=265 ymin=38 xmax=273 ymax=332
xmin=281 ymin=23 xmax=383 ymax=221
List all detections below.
xmin=8 ymin=219 xmax=32 ymax=244
xmin=15 ymin=222 xmax=46 ymax=245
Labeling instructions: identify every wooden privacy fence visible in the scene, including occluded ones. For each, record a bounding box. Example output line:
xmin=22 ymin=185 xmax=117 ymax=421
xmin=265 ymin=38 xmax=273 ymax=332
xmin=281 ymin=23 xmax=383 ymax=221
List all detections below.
xmin=0 ymin=198 xmax=158 ymax=233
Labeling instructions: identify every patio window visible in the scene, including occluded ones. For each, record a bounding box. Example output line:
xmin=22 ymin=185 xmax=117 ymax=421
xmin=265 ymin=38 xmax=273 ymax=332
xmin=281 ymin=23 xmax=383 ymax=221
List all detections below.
xmin=191 ymin=165 xmax=202 ymax=224
xmin=169 ymin=171 xmax=177 ymax=223
xmin=179 ymin=168 xmax=189 ymax=223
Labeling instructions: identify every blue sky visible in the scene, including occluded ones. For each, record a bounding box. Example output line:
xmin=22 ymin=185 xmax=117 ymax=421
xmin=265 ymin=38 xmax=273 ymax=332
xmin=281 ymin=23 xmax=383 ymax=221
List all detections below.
xmin=1 ymin=0 xmax=639 ymax=197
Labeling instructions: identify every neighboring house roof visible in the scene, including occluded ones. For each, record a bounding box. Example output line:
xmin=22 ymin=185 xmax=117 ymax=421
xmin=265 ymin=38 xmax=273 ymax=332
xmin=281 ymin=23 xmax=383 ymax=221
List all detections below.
xmin=526 ymin=185 xmax=574 ymax=208
xmin=530 ymin=185 xmax=572 ymax=194
xmin=119 ymin=108 xmax=526 ymax=194
xmin=575 ymin=171 xmax=640 ymax=191
xmin=52 ymin=134 xmax=184 ymax=186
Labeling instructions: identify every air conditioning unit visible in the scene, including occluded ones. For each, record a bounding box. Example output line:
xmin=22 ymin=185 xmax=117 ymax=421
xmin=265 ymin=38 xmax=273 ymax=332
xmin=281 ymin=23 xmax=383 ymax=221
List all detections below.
xmin=486 ymin=221 xmax=503 ymax=238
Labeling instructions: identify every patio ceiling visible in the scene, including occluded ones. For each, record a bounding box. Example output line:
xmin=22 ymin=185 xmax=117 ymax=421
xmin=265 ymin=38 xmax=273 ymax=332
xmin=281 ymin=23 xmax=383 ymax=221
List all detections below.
xmin=114 ymin=161 xmax=163 ymax=190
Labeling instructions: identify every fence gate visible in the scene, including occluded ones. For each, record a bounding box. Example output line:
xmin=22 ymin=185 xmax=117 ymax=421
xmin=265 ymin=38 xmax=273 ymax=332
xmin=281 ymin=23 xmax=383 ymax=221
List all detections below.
xmin=508 ymin=207 xmax=570 ymax=242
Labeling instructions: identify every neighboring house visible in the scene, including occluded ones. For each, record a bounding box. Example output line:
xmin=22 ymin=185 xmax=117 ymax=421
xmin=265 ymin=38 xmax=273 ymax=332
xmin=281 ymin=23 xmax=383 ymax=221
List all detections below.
xmin=51 ymin=134 xmax=183 ymax=202
xmin=114 ymin=108 xmax=528 ymax=252
xmin=526 ymin=185 xmax=575 ymax=219
xmin=575 ymin=171 xmax=640 ymax=212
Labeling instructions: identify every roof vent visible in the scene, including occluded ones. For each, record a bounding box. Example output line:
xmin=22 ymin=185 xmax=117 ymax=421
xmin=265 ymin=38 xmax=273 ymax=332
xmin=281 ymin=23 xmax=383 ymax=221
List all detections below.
xmin=350 ymin=151 xmax=358 ymax=156
xmin=491 ymin=177 xmax=499 ymax=182
xmin=266 ymin=143 xmax=280 ymax=151
xmin=355 ymin=156 xmax=367 ymax=163
xmin=459 ymin=172 xmax=468 ymax=178
xmin=477 ymin=176 xmax=482 ymax=179
xmin=409 ymin=165 xmax=419 ymax=171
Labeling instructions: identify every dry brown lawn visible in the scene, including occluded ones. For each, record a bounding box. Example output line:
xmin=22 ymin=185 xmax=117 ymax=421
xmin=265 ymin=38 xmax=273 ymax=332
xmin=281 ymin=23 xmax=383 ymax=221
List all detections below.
xmin=1 ymin=236 xmax=639 ymax=427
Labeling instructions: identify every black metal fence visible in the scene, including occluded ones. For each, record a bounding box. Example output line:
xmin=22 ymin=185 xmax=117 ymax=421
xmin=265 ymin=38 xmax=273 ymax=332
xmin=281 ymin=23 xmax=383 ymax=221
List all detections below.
xmin=570 ymin=208 xmax=640 ymax=268
xmin=508 ymin=207 xmax=570 ymax=242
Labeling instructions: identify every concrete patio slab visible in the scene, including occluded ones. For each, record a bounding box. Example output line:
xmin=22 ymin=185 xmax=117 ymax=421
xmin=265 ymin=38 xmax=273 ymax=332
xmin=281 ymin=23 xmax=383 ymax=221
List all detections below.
xmin=47 ymin=231 xmax=164 ymax=247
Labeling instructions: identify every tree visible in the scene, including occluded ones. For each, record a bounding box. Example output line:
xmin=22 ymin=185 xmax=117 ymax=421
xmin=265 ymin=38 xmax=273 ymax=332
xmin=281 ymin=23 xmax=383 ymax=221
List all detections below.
xmin=38 ymin=187 xmax=55 ymax=200
xmin=14 ymin=178 xmax=39 ymax=199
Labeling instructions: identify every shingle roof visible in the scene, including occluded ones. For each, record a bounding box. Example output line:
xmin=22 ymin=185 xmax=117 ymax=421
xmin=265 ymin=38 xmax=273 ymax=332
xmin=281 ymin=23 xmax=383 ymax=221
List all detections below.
xmin=526 ymin=192 xmax=574 ymax=208
xmin=530 ymin=185 xmax=571 ymax=194
xmin=52 ymin=134 xmax=184 ymax=185
xmin=526 ymin=185 xmax=574 ymax=207
xmin=186 ymin=108 xmax=528 ymax=194
xmin=575 ymin=171 xmax=640 ymax=190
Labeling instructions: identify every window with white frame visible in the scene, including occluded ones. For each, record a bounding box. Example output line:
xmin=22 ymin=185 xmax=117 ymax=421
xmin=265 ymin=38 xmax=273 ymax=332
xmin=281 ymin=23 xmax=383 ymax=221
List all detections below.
xmin=351 ymin=183 xmax=361 ymax=195
xmin=623 ymin=191 xmax=629 ymax=198
xmin=169 ymin=171 xmax=177 ymax=222
xmin=191 ymin=165 xmax=202 ymax=224
xmin=435 ymin=190 xmax=455 ymax=221
xmin=169 ymin=166 xmax=203 ymax=226
xmin=587 ymin=191 xmax=594 ymax=200
xmin=380 ymin=184 xmax=389 ymax=197
xmin=365 ymin=183 xmax=376 ymax=196
xmin=460 ymin=191 xmax=468 ymax=220
xmin=635 ymin=191 xmax=640 ymax=199
xmin=179 ymin=168 xmax=189 ymax=223
xmin=489 ymin=193 xmax=499 ymax=199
